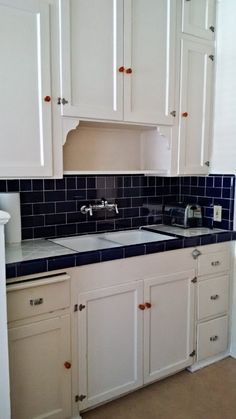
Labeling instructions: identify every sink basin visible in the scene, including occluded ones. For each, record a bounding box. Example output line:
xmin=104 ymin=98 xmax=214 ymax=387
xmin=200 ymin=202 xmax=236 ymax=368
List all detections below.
xmin=49 ymin=234 xmax=121 ymax=252
xmin=101 ymin=230 xmax=174 ymax=246
xmin=49 ymin=230 xmax=174 ymax=252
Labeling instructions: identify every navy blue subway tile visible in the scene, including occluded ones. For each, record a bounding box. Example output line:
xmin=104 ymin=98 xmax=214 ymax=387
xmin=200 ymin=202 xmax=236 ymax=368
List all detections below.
xmin=214 ymin=177 xmax=222 ymax=188
xmin=206 ymin=177 xmax=214 ymax=187
xmin=216 ymin=231 xmax=232 ymax=243
xmin=21 ymin=228 xmax=34 ymax=240
xmin=124 ymin=244 xmax=145 ymax=258
xmin=56 ymin=224 xmax=77 ymax=237
xmin=67 ymin=212 xmax=86 ymax=223
xmin=100 ymin=247 xmax=124 ymax=262
xmin=76 ymin=177 xmax=86 ymax=189
xmin=183 ymin=236 xmax=201 ymax=248
xmin=200 ymin=234 xmax=217 ymax=246
xmin=97 ymin=220 xmax=115 ymax=232
xmin=21 ymin=204 xmax=33 ymax=216
xmin=45 ymin=191 xmax=66 ymax=202
xmin=55 ymin=179 xmax=66 ymax=190
xmin=32 ymin=180 xmax=44 ymax=191
xmin=124 ymin=177 xmax=132 ymax=187
xmin=123 ymin=208 xmax=139 ymax=218
xmin=7 ymin=180 xmax=19 ymax=192
xmin=223 ymin=177 xmax=233 ymax=188
xmin=6 ymin=263 xmax=17 ymax=279
xmin=34 ymin=226 xmax=56 ymax=238
xmin=115 ymin=218 xmax=132 ymax=230
xmin=132 ymin=217 xmax=148 ymax=228
xmin=45 ymin=214 xmax=66 ymax=226
xmin=44 ymin=179 xmax=55 ymax=190
xmin=145 ymin=241 xmax=165 ymax=254
xmin=76 ymin=251 xmax=100 ymax=266
xmin=97 ymin=176 xmax=106 ymax=189
xmin=165 ymin=239 xmax=183 ymax=251
xmin=105 ymin=177 xmax=115 ymax=188
xmin=21 ymin=192 xmax=44 ymax=204
xmin=33 ymin=203 xmax=55 ymax=215
xmin=198 ymin=177 xmax=206 ymax=187
xmin=48 ymin=255 xmax=76 ymax=271
xmin=66 ymin=177 xmax=76 ymax=190
xmin=87 ymin=177 xmax=96 ymax=189
xmin=77 ymin=221 xmax=96 ymax=234
xmin=67 ymin=190 xmax=86 ymax=201
xmin=22 ymin=216 xmax=44 ymax=228
xmin=17 ymin=259 xmax=47 ymax=277
xmin=20 ymin=180 xmax=32 ymax=192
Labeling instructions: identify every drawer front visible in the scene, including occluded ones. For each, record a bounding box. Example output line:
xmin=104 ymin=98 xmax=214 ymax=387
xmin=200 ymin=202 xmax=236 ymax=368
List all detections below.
xmin=197 ymin=316 xmax=228 ymax=362
xmin=7 ymin=278 xmax=70 ymax=322
xmin=197 ymin=275 xmax=229 ymax=320
xmin=198 ymin=251 xmax=230 ymax=276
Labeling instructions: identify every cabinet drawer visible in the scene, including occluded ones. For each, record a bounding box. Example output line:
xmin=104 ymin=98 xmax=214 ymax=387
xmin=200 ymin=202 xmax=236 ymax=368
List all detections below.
xmin=198 ymin=251 xmax=230 ymax=276
xmin=7 ymin=275 xmax=70 ymax=322
xmin=197 ymin=316 xmax=228 ymax=362
xmin=197 ymin=275 xmax=229 ymax=320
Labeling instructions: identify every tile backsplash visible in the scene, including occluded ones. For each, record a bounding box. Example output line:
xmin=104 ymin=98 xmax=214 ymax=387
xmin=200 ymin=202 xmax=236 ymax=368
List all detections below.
xmin=0 ymin=174 xmax=234 ymax=240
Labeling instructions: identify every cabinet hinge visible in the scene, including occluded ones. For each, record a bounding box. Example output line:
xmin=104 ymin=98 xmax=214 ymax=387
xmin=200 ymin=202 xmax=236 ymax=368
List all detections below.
xmin=209 ymin=25 xmax=215 ymax=33
xmin=79 ymin=304 xmax=86 ymax=311
xmin=191 ymin=277 xmax=197 ymax=284
xmin=209 ymin=55 xmax=214 ymax=62
xmin=77 ymin=394 xmax=86 ymax=402
xmin=204 ymin=161 xmax=210 ymax=167
xmin=170 ymin=110 xmax=176 ymax=117
xmin=74 ymin=304 xmax=78 ymax=312
xmin=57 ymin=97 xmax=69 ymax=105
xmin=190 ymin=350 xmax=196 ymax=357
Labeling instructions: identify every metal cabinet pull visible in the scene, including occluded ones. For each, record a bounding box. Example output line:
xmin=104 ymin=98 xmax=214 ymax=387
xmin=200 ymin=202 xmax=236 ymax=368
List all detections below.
xmin=211 ymin=261 xmax=220 ymax=266
xmin=210 ymin=335 xmax=219 ymax=342
xmin=210 ymin=294 xmax=219 ymax=300
xmin=30 ymin=298 xmax=43 ymax=306
xmin=192 ymin=249 xmax=201 ymax=259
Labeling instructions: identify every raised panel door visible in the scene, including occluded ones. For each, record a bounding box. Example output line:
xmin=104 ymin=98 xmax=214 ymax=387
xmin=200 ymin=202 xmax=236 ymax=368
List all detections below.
xmin=143 ymin=270 xmax=195 ymax=384
xmin=77 ymin=281 xmax=143 ymax=410
xmin=182 ymin=0 xmax=216 ymax=41
xmin=59 ymin=0 xmax=123 ymax=121
xmin=0 ymin=0 xmax=53 ymax=177
xmin=124 ymin=0 xmax=176 ymax=125
xmin=8 ymin=315 xmax=71 ymax=419
xmin=178 ymin=39 xmax=214 ymax=175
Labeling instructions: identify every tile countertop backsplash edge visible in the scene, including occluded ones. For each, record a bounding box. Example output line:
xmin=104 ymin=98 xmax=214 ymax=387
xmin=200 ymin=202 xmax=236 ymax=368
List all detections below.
xmin=5 ymin=230 xmax=236 ymax=280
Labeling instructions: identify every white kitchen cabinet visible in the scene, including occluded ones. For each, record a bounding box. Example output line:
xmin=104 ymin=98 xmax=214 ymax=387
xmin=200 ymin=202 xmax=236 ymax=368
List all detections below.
xmin=77 ymin=281 xmax=143 ymax=410
xmin=0 ymin=0 xmax=54 ymax=178
xmin=143 ymin=270 xmax=194 ymax=384
xmin=70 ymin=248 xmax=195 ymax=411
xmin=182 ymin=0 xmax=216 ymax=41
xmin=178 ymin=39 xmax=214 ymax=175
xmin=7 ymin=273 xmax=72 ymax=419
xmin=8 ymin=315 xmax=71 ymax=419
xmin=59 ymin=0 xmax=176 ymax=126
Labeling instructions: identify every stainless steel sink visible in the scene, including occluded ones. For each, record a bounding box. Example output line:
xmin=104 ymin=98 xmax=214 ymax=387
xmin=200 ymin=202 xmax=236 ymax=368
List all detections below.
xmin=49 ymin=229 xmax=174 ymax=252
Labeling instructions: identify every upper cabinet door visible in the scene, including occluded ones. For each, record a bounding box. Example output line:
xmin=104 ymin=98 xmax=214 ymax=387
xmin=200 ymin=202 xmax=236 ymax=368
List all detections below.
xmin=123 ymin=0 xmax=176 ymax=125
xmin=178 ymin=39 xmax=214 ymax=175
xmin=0 ymin=0 xmax=53 ymax=177
xmin=59 ymin=0 xmax=123 ymax=121
xmin=182 ymin=0 xmax=216 ymax=41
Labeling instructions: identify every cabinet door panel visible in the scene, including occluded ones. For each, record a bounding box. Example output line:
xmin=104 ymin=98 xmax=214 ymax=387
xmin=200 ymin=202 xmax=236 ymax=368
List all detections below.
xmin=144 ymin=270 xmax=195 ymax=384
xmin=178 ymin=40 xmax=214 ymax=175
xmin=78 ymin=281 xmax=143 ymax=410
xmin=124 ymin=0 xmax=176 ymax=125
xmin=182 ymin=0 xmax=216 ymax=41
xmin=0 ymin=0 xmax=52 ymax=177
xmin=8 ymin=315 xmax=71 ymax=419
xmin=197 ymin=316 xmax=228 ymax=361
xmin=60 ymin=0 xmax=123 ymax=120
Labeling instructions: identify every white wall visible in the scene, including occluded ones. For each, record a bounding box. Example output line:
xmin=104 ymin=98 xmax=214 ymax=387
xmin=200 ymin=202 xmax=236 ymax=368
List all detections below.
xmin=211 ymin=0 xmax=236 ymax=174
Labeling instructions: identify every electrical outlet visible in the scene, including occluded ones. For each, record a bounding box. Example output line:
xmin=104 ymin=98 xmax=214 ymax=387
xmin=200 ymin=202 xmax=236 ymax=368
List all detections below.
xmin=213 ymin=205 xmax=222 ymax=222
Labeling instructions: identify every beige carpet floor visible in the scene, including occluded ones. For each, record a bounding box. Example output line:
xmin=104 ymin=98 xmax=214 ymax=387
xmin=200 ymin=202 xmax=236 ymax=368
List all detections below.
xmin=82 ymin=357 xmax=236 ymax=419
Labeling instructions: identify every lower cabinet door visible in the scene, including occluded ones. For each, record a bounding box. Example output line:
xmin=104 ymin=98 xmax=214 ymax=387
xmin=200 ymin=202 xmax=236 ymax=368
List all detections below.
xmin=77 ymin=281 xmax=143 ymax=410
xmin=8 ymin=315 xmax=71 ymax=419
xmin=143 ymin=270 xmax=195 ymax=384
xmin=197 ymin=316 xmax=228 ymax=362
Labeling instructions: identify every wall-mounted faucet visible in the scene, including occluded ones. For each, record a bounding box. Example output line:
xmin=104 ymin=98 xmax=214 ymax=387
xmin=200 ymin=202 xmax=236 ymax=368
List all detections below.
xmin=80 ymin=199 xmax=119 ymax=217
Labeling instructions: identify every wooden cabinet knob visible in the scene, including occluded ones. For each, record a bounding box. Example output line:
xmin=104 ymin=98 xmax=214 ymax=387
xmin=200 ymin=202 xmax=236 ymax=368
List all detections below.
xmin=64 ymin=361 xmax=71 ymax=369
xmin=182 ymin=112 xmax=188 ymax=117
xmin=126 ymin=68 xmax=133 ymax=74
xmin=138 ymin=304 xmax=146 ymax=310
xmin=118 ymin=66 xmax=125 ymax=73
xmin=44 ymin=95 xmax=51 ymax=102
xmin=145 ymin=302 xmax=152 ymax=309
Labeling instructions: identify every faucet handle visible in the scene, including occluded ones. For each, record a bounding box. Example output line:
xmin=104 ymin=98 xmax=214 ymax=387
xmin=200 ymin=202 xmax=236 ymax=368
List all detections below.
xmin=88 ymin=204 xmax=93 ymax=216
xmin=114 ymin=203 xmax=119 ymax=214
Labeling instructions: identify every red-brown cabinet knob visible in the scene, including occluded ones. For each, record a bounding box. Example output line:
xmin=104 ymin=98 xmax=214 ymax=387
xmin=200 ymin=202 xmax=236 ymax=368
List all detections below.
xmin=44 ymin=96 xmax=51 ymax=102
xmin=145 ymin=302 xmax=152 ymax=309
xmin=64 ymin=361 xmax=71 ymax=369
xmin=182 ymin=112 xmax=188 ymax=117
xmin=138 ymin=304 xmax=146 ymax=310
xmin=126 ymin=68 xmax=133 ymax=74
xmin=118 ymin=66 xmax=125 ymax=73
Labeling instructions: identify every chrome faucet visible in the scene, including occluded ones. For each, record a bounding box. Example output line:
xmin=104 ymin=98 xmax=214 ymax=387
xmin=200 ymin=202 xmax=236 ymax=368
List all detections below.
xmin=80 ymin=199 xmax=119 ymax=216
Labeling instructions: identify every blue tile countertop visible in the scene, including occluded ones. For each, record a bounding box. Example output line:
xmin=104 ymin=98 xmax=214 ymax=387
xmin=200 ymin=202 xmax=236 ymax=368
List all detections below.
xmin=5 ymin=228 xmax=236 ymax=280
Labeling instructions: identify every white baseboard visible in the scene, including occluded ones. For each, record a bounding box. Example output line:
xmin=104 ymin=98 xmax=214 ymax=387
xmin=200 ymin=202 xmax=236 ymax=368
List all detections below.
xmin=187 ymin=351 xmax=230 ymax=373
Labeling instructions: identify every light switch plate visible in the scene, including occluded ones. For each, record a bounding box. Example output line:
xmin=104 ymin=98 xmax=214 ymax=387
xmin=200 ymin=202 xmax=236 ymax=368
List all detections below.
xmin=213 ymin=205 xmax=222 ymax=222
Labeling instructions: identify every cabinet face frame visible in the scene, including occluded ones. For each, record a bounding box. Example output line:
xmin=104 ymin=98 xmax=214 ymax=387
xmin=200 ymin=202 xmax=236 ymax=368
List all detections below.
xmin=0 ymin=0 xmax=53 ymax=177
xmin=59 ymin=0 xmax=124 ymax=121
